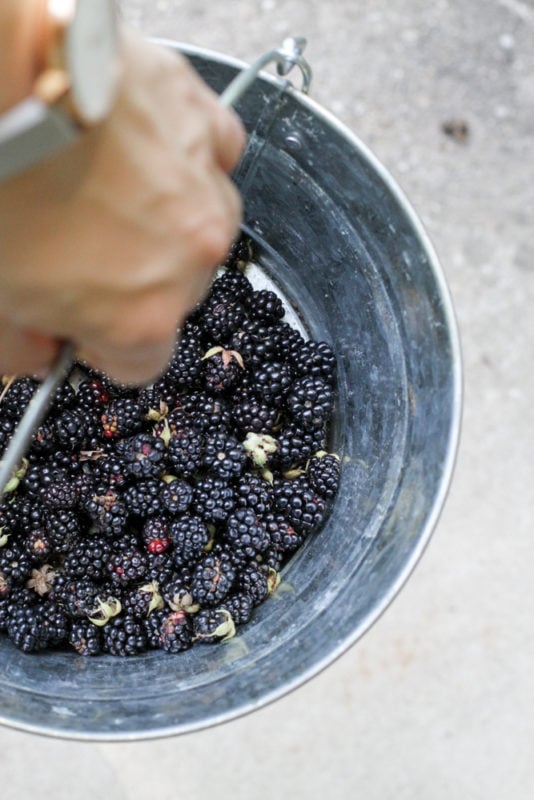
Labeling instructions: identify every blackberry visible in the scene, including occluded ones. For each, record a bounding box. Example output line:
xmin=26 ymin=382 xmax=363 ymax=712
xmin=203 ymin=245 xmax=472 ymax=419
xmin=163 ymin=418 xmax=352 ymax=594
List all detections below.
xmin=192 ymin=475 xmax=235 ymax=524
xmin=102 ymin=613 xmax=147 ymax=656
xmin=40 ymin=600 xmax=70 ymax=646
xmin=23 ymin=528 xmax=53 ymax=564
xmin=167 ymin=429 xmax=203 ymax=478
xmin=124 ymin=478 xmax=163 ymax=517
xmin=275 ymin=422 xmax=325 ymax=470
xmin=198 ymin=296 xmax=245 ymax=343
xmin=251 ymin=361 xmax=292 ymax=407
xmin=201 ymin=347 xmax=246 ymax=395
xmin=223 ymin=508 xmax=270 ymax=563
xmin=143 ymin=607 xmax=168 ymax=649
xmin=0 ymin=376 xmax=37 ymax=420
xmin=237 ymin=562 xmax=269 ymax=607
xmin=55 ymin=577 xmax=105 ymax=619
xmin=234 ymin=473 xmax=273 ymax=516
xmin=69 ymin=619 xmax=102 ymax=656
xmin=163 ymin=335 xmax=202 ymax=389
xmin=202 ymin=431 xmax=246 ymax=481
xmin=169 ymin=515 xmax=210 ymax=567
xmin=6 ymin=601 xmax=47 ymax=652
xmin=272 ymin=321 xmax=306 ymax=361
xmin=229 ymin=320 xmax=279 ymax=370
xmin=29 ymin=419 xmax=56 ymax=455
xmin=273 ymin=475 xmax=326 ymax=534
xmin=85 ymin=485 xmax=128 ymax=537
xmin=23 ymin=464 xmax=79 ymax=509
xmin=193 ymin=608 xmax=235 ymax=643
xmin=231 ymin=395 xmax=278 ymax=435
xmin=221 ymin=234 xmax=253 ymax=269
xmin=44 ymin=508 xmax=83 ymax=554
xmin=245 ymin=289 xmax=285 ymax=325
xmin=100 ymin=396 xmax=144 ymax=440
xmin=53 ymin=408 xmax=89 ymax=451
xmin=307 ymin=452 xmax=341 ymax=499
xmin=145 ymin=551 xmax=176 ymax=585
xmin=123 ymin=580 xmax=164 ymax=619
xmin=286 ymin=376 xmax=334 ymax=430
xmin=264 ymin=511 xmax=304 ymax=556
xmin=142 ymin=516 xmax=172 ymax=554
xmin=0 ymin=544 xmax=32 ymax=586
xmin=0 ymin=417 xmax=15 ymax=455
xmin=292 ymin=341 xmax=337 ymax=384
xmin=161 ymin=572 xmax=196 ymax=611
xmin=160 ymin=609 xmax=193 ymax=653
xmin=159 ymin=477 xmax=193 ymax=515
xmin=187 ymin=393 xmax=232 ymax=433
xmin=115 ymin=433 xmax=167 ymax=479
xmin=220 ymin=591 xmax=254 ymax=626
xmin=209 ymin=267 xmax=253 ymax=303
xmin=63 ymin=535 xmax=112 ymax=581
xmin=106 ymin=544 xmax=147 ymax=586
xmin=191 ymin=549 xmax=236 ymax=607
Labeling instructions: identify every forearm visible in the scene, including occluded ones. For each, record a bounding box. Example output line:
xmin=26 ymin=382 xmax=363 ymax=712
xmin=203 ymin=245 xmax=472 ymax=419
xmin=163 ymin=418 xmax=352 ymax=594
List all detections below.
xmin=0 ymin=0 xmax=44 ymax=113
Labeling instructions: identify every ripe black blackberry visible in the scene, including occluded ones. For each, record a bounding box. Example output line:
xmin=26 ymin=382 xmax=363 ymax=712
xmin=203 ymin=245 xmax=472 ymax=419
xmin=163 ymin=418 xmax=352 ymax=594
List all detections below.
xmin=115 ymin=433 xmax=167 ymax=479
xmin=186 ymin=392 xmax=232 ymax=433
xmin=275 ymin=421 xmax=326 ymax=471
xmin=292 ymin=340 xmax=337 ymax=384
xmin=201 ymin=347 xmax=246 ymax=395
xmin=100 ymin=396 xmax=144 ymax=440
xmin=63 ymin=535 xmax=112 ymax=581
xmin=234 ymin=473 xmax=273 ymax=516
xmin=0 ymin=544 xmax=32 ymax=586
xmin=245 ymin=289 xmax=285 ymax=325
xmin=53 ymin=407 xmax=90 ymax=452
xmin=193 ymin=608 xmax=235 ymax=643
xmin=142 ymin=515 xmax=172 ymax=555
xmin=271 ymin=321 xmax=305 ymax=362
xmin=273 ymin=475 xmax=326 ymax=535
xmin=220 ymin=591 xmax=253 ymax=626
xmin=102 ymin=613 xmax=147 ymax=656
xmin=44 ymin=508 xmax=83 ymax=554
xmin=160 ymin=572 xmax=196 ymax=611
xmin=263 ymin=511 xmax=304 ymax=556
xmin=167 ymin=429 xmax=203 ymax=478
xmin=221 ymin=234 xmax=252 ymax=269
xmin=123 ymin=580 xmax=164 ymax=619
xmin=251 ymin=361 xmax=293 ymax=407
xmin=85 ymin=486 xmax=129 ymax=537
xmin=160 ymin=609 xmax=193 ymax=653
xmin=231 ymin=394 xmax=278 ymax=435
xmin=75 ymin=378 xmax=110 ymax=412
xmin=159 ymin=477 xmax=193 ymax=515
xmin=0 ymin=417 xmax=15 ymax=455
xmin=145 ymin=551 xmax=176 ymax=585
xmin=286 ymin=376 xmax=334 ymax=430
xmin=237 ymin=562 xmax=269 ymax=607
xmin=229 ymin=320 xmax=280 ymax=370
xmin=223 ymin=508 xmax=270 ymax=563
xmin=198 ymin=296 xmax=245 ymax=344
xmin=202 ymin=431 xmax=246 ymax=481
xmin=169 ymin=515 xmax=210 ymax=567
xmin=307 ymin=452 xmax=341 ymax=499
xmin=143 ymin=607 xmax=168 ymax=649
xmin=55 ymin=576 xmax=106 ymax=619
xmin=192 ymin=475 xmax=235 ymax=524
xmin=163 ymin=335 xmax=202 ymax=389
xmin=209 ymin=267 xmax=253 ymax=303
xmin=23 ymin=464 xmax=79 ymax=510
xmin=106 ymin=544 xmax=147 ymax=586
xmin=23 ymin=528 xmax=53 ymax=564
xmin=6 ymin=600 xmax=47 ymax=652
xmin=69 ymin=619 xmax=102 ymax=656
xmin=0 ymin=377 xmax=36 ymax=422
xmin=190 ymin=548 xmax=236 ymax=608
xmin=29 ymin=418 xmax=57 ymax=455
xmin=123 ymin=478 xmax=163 ymax=517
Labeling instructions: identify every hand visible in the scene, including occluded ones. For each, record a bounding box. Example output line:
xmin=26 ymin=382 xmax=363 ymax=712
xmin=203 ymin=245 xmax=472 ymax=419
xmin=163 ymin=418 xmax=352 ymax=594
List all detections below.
xmin=0 ymin=31 xmax=245 ymax=384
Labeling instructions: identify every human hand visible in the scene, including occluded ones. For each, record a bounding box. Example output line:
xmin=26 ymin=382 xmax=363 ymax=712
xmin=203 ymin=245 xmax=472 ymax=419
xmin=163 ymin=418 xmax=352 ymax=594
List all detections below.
xmin=0 ymin=31 xmax=245 ymax=384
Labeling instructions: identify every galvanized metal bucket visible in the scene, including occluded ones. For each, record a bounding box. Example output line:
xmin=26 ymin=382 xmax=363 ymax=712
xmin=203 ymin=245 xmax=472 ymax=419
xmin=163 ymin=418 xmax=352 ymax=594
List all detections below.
xmin=0 ymin=42 xmax=461 ymax=741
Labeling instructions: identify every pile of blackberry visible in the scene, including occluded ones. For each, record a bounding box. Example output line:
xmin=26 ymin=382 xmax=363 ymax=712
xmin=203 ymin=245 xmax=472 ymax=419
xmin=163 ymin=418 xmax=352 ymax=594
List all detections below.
xmin=0 ymin=235 xmax=340 ymax=657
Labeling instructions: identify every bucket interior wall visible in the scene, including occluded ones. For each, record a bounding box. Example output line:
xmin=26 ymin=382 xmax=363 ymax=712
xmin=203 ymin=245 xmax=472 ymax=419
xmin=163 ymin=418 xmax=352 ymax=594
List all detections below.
xmin=0 ymin=46 xmax=461 ymax=740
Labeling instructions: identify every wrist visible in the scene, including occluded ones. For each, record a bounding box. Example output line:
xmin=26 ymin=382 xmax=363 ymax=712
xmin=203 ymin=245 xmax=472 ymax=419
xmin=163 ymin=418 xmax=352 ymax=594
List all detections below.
xmin=0 ymin=0 xmax=46 ymax=113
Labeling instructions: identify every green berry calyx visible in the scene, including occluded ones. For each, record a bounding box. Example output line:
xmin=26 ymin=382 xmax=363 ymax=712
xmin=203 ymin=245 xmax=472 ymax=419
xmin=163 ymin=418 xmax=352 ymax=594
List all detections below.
xmin=243 ymin=432 xmax=278 ymax=468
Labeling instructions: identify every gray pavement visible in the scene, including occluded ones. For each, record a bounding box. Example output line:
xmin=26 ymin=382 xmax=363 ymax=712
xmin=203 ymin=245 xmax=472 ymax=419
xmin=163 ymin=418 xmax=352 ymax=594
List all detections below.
xmin=1 ymin=1 xmax=533 ymax=797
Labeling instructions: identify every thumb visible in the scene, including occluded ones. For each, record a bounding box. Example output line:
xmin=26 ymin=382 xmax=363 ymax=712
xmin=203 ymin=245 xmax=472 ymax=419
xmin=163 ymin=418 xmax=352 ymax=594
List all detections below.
xmin=0 ymin=321 xmax=60 ymax=379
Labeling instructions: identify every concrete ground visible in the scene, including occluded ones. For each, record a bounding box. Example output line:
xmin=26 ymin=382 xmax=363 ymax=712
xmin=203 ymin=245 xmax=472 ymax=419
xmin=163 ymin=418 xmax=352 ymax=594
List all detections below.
xmin=1 ymin=1 xmax=532 ymax=797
